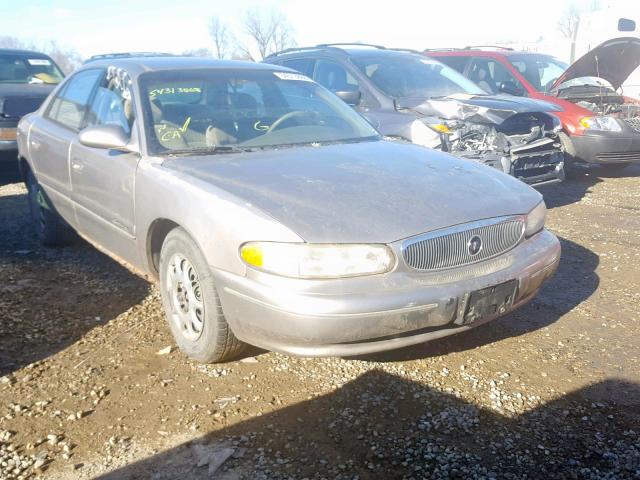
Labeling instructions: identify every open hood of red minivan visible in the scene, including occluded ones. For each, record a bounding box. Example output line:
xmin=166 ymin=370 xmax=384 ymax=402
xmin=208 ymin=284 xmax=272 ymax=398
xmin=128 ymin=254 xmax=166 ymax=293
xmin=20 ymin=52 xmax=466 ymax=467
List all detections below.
xmin=551 ymin=37 xmax=640 ymax=91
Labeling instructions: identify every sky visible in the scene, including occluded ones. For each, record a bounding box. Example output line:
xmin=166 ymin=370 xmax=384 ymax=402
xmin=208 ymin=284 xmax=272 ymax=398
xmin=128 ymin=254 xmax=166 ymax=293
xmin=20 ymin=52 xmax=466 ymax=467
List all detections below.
xmin=1 ymin=0 xmax=639 ymax=61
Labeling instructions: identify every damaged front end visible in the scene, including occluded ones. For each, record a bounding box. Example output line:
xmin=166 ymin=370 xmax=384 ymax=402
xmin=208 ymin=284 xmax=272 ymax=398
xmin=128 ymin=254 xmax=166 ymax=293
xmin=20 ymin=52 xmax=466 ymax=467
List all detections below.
xmin=398 ymin=96 xmax=565 ymax=187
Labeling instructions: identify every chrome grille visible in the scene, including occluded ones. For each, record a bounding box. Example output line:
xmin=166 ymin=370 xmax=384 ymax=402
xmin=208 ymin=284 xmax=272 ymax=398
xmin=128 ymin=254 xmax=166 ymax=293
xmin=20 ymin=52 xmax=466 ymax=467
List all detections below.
xmin=403 ymin=218 xmax=525 ymax=271
xmin=624 ymin=117 xmax=640 ymax=134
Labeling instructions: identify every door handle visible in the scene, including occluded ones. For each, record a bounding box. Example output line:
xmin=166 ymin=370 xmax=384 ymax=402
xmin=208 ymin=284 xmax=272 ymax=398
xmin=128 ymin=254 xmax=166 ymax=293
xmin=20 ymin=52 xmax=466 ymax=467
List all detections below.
xmin=31 ymin=139 xmax=41 ymax=150
xmin=71 ymin=162 xmax=84 ymax=172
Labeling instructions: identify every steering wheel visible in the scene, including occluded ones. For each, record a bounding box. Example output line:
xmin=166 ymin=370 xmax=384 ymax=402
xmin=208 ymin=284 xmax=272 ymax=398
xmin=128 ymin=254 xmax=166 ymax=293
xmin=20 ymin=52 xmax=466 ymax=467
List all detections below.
xmin=267 ymin=110 xmax=317 ymax=133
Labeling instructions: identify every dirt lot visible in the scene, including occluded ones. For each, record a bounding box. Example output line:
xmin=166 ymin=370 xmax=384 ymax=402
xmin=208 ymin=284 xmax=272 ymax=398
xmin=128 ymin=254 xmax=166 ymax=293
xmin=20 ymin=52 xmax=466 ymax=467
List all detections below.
xmin=1 ymin=162 xmax=639 ymax=480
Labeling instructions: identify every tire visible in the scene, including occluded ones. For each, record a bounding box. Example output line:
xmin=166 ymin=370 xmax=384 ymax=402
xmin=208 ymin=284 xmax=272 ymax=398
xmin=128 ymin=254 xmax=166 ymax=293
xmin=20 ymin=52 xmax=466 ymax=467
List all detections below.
xmin=26 ymin=170 xmax=74 ymax=246
xmin=158 ymin=227 xmax=247 ymax=363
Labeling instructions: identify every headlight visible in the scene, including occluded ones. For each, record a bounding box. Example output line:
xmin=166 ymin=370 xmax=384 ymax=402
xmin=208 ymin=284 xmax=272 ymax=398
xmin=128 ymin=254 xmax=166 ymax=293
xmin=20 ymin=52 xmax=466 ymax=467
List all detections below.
xmin=409 ymin=119 xmax=441 ymax=148
xmin=579 ymin=116 xmax=622 ymax=132
xmin=240 ymin=242 xmax=395 ymax=278
xmin=525 ymin=201 xmax=546 ymax=237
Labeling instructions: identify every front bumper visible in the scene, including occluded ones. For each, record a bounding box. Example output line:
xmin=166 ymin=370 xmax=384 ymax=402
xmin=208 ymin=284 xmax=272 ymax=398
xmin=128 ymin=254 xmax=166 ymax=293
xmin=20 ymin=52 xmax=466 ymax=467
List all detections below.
xmin=570 ymin=130 xmax=640 ymax=164
xmin=215 ymin=229 xmax=560 ymax=357
xmin=457 ymin=149 xmax=564 ymax=187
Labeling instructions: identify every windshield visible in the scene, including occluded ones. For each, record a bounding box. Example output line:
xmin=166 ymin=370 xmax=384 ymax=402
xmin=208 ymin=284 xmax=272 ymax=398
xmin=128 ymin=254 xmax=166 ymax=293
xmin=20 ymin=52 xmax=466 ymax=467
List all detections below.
xmin=353 ymin=55 xmax=486 ymax=99
xmin=508 ymin=54 xmax=568 ymax=92
xmin=139 ymin=69 xmax=379 ymax=154
xmin=0 ymin=54 xmax=64 ymax=84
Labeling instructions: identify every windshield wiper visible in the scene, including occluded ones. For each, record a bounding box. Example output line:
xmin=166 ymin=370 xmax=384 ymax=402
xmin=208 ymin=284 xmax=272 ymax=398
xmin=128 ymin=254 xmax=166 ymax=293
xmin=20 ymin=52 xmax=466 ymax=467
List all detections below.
xmin=164 ymin=145 xmax=252 ymax=156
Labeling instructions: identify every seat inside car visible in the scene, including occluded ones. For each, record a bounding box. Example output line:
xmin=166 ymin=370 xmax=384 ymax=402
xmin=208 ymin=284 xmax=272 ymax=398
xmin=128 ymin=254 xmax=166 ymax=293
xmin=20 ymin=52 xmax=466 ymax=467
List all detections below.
xmin=469 ymin=61 xmax=497 ymax=93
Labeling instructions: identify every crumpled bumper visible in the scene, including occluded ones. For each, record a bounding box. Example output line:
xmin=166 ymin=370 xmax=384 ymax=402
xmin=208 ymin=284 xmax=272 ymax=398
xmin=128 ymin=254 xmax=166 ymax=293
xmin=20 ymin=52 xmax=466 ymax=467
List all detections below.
xmin=214 ymin=229 xmax=561 ymax=357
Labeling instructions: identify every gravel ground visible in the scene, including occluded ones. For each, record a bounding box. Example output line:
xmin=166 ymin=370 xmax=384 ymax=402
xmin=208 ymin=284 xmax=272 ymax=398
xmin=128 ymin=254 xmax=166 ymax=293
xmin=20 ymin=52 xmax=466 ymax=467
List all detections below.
xmin=1 ymin=164 xmax=639 ymax=480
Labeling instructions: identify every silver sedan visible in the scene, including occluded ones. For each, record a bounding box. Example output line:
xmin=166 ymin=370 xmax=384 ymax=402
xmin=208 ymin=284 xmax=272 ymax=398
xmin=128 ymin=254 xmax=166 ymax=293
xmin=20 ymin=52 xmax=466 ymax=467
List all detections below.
xmin=17 ymin=57 xmax=560 ymax=362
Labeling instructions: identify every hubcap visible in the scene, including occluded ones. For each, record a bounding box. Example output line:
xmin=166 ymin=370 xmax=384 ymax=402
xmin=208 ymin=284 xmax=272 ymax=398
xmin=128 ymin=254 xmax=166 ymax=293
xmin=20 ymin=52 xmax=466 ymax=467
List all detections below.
xmin=166 ymin=253 xmax=204 ymax=341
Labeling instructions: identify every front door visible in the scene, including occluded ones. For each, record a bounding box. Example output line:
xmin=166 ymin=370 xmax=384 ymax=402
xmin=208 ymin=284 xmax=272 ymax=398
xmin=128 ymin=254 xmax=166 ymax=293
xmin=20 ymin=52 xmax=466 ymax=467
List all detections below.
xmin=70 ymin=69 xmax=140 ymax=264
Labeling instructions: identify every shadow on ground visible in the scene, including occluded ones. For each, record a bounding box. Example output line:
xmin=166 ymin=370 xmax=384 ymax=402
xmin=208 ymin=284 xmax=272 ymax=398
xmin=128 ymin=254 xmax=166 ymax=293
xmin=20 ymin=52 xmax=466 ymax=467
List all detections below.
xmin=97 ymin=371 xmax=640 ymax=479
xmin=0 ymin=151 xmax=21 ymax=186
xmin=0 ymin=189 xmax=150 ymax=376
xmin=541 ymin=162 xmax=640 ymax=209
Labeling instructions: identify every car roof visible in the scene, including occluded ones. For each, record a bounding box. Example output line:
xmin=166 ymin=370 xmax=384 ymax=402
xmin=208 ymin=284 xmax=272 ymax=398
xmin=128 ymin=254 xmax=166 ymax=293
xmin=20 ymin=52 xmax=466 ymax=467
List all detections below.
xmin=77 ymin=56 xmax=292 ymax=78
xmin=265 ymin=44 xmax=424 ymax=61
xmin=0 ymin=48 xmax=54 ymax=58
xmin=426 ymin=48 xmax=555 ymax=58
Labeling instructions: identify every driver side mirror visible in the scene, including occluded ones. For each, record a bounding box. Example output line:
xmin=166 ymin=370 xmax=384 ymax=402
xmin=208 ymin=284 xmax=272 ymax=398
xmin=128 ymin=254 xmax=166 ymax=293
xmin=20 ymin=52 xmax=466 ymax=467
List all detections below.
xmin=499 ymin=81 xmax=525 ymax=96
xmin=79 ymin=124 xmax=133 ymax=152
xmin=618 ymin=18 xmax=636 ymax=32
xmin=334 ymin=87 xmax=362 ymax=106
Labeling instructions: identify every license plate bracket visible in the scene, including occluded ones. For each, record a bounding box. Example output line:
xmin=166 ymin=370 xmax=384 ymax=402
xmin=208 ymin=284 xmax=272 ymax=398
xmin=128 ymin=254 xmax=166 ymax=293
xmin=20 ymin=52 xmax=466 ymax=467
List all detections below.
xmin=462 ymin=280 xmax=518 ymax=325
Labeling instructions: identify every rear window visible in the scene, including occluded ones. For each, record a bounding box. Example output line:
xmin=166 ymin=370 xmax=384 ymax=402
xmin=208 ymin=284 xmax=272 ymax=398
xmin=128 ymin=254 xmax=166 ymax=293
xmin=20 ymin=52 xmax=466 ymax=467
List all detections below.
xmin=0 ymin=54 xmax=64 ymax=84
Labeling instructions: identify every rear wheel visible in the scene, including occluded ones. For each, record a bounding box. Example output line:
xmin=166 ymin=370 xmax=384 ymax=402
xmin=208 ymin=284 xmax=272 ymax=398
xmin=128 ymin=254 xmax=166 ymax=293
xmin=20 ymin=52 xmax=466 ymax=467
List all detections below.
xmin=159 ymin=227 xmax=247 ymax=363
xmin=26 ymin=170 xmax=74 ymax=246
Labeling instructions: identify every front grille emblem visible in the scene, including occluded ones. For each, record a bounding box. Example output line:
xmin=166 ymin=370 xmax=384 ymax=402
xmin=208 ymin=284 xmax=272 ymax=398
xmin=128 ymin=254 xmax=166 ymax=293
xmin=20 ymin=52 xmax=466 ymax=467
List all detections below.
xmin=468 ymin=235 xmax=483 ymax=256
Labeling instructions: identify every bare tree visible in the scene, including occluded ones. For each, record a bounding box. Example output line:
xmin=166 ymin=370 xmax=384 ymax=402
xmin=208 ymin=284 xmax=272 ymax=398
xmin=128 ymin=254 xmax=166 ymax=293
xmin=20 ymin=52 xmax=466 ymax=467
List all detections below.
xmin=242 ymin=8 xmax=296 ymax=60
xmin=183 ymin=48 xmax=212 ymax=57
xmin=43 ymin=41 xmax=82 ymax=74
xmin=557 ymin=3 xmax=581 ymax=62
xmin=0 ymin=36 xmax=82 ymax=74
xmin=208 ymin=17 xmax=234 ymax=60
xmin=0 ymin=36 xmax=35 ymax=50
xmin=557 ymin=0 xmax=601 ymax=62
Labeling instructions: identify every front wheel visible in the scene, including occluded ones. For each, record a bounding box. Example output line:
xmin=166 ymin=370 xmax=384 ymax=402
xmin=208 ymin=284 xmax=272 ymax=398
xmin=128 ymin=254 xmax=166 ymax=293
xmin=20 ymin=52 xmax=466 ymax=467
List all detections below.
xmin=159 ymin=228 xmax=247 ymax=363
xmin=26 ymin=170 xmax=74 ymax=246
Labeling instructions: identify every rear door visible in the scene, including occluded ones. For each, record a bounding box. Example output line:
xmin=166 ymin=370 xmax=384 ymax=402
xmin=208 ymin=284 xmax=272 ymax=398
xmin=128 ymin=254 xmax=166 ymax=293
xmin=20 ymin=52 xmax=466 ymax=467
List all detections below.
xmin=69 ymin=69 xmax=140 ymax=263
xmin=28 ymin=69 xmax=103 ymax=226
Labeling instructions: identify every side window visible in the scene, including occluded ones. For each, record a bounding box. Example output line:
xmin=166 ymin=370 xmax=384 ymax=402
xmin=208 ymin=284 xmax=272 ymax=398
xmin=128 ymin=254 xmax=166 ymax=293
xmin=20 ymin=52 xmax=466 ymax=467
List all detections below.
xmin=281 ymin=58 xmax=315 ymax=77
xmin=86 ymin=76 xmax=133 ymax=135
xmin=468 ymin=58 xmax=522 ymax=94
xmin=47 ymin=69 xmax=103 ymax=130
xmin=314 ymin=60 xmax=359 ymax=92
xmin=436 ymin=56 xmax=469 ymax=74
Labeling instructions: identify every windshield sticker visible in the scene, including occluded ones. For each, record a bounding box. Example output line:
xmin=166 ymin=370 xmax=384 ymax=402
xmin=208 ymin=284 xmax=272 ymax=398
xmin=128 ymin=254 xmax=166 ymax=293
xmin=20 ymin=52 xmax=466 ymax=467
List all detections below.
xmin=149 ymin=87 xmax=202 ymax=98
xmin=273 ymin=72 xmax=312 ymax=82
xmin=27 ymin=59 xmax=51 ymax=66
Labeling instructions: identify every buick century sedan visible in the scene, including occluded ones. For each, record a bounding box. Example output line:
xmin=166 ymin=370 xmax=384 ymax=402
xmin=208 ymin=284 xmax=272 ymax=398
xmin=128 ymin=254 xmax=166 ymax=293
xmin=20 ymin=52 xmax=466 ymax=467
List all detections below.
xmin=17 ymin=57 xmax=560 ymax=363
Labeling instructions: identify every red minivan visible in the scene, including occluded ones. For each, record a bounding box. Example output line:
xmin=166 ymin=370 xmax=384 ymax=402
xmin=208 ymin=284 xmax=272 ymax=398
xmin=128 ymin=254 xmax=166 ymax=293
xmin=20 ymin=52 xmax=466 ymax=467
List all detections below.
xmin=429 ymin=38 xmax=640 ymax=171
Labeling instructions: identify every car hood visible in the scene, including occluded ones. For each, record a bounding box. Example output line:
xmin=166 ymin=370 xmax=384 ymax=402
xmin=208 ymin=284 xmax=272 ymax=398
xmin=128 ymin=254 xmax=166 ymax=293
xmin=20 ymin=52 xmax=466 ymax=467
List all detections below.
xmin=551 ymin=37 xmax=640 ymax=91
xmin=396 ymin=94 xmax=561 ymax=125
xmin=0 ymin=83 xmax=56 ymax=119
xmin=163 ymin=141 xmax=541 ymax=244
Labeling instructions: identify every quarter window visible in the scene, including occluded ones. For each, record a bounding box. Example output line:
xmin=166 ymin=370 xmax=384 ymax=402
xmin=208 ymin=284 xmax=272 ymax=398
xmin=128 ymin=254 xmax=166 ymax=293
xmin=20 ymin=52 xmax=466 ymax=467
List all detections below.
xmin=47 ymin=69 xmax=103 ymax=130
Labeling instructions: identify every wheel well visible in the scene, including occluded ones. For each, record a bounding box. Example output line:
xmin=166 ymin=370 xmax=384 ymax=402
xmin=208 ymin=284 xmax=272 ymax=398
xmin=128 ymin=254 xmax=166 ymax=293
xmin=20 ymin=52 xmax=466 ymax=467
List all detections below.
xmin=147 ymin=219 xmax=180 ymax=277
